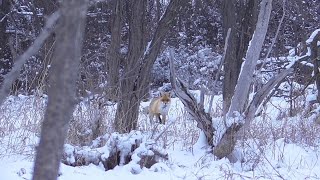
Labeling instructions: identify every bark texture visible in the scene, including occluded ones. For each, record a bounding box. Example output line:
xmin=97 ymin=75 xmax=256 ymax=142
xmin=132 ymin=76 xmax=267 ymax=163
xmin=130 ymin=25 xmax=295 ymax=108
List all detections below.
xmin=0 ymin=0 xmax=12 ymax=85
xmin=214 ymin=0 xmax=273 ymax=160
xmin=222 ymin=0 xmax=258 ymax=114
xmin=106 ymin=0 xmax=123 ymax=100
xmin=228 ymin=0 xmax=272 ymax=115
xmin=309 ymin=30 xmax=320 ymax=101
xmin=32 ymin=1 xmax=88 ymax=180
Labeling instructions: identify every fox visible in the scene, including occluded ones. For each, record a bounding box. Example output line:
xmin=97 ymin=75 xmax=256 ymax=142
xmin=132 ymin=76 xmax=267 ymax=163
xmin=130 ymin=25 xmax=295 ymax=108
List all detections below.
xmin=149 ymin=92 xmax=171 ymax=124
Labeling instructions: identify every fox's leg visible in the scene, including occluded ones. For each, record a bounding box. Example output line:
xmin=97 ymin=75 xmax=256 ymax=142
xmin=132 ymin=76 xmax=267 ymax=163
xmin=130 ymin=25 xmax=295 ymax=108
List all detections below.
xmin=161 ymin=114 xmax=166 ymax=124
xmin=156 ymin=114 xmax=162 ymax=124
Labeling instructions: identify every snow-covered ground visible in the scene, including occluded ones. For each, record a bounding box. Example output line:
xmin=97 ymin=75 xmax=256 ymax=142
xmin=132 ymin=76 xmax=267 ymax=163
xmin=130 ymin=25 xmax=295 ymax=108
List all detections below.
xmin=1 ymin=93 xmax=320 ymax=180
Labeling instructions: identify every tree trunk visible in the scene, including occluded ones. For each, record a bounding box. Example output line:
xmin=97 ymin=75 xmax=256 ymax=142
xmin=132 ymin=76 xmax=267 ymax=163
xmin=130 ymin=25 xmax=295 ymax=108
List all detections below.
xmin=114 ymin=0 xmax=147 ymax=133
xmin=32 ymin=1 xmax=88 ymax=180
xmin=0 ymin=0 xmax=12 ymax=85
xmin=106 ymin=0 xmax=123 ymax=100
xmin=228 ymin=0 xmax=272 ymax=115
xmin=214 ymin=0 xmax=273 ymax=160
xmin=309 ymin=30 xmax=320 ymax=101
xmin=114 ymin=0 xmax=187 ymax=133
xmin=222 ymin=0 xmax=258 ymax=115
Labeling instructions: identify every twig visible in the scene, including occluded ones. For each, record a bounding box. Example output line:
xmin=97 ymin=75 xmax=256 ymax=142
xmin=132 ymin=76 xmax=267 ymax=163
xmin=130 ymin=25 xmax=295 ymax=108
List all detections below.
xmin=208 ymin=28 xmax=231 ymax=112
xmin=208 ymin=28 xmax=231 ymax=127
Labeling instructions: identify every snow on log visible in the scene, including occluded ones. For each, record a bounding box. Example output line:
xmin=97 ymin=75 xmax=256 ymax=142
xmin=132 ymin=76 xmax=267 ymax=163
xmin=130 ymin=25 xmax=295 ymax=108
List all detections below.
xmin=62 ymin=131 xmax=168 ymax=172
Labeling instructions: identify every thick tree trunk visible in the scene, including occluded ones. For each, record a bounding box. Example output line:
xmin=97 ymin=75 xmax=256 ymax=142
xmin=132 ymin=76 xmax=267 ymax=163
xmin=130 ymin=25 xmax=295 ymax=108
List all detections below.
xmin=32 ymin=1 xmax=88 ymax=180
xmin=228 ymin=0 xmax=272 ymax=115
xmin=106 ymin=0 xmax=123 ymax=100
xmin=222 ymin=0 xmax=258 ymax=115
xmin=114 ymin=0 xmax=147 ymax=133
xmin=114 ymin=0 xmax=187 ymax=133
xmin=0 ymin=0 xmax=12 ymax=85
xmin=214 ymin=0 xmax=273 ymax=160
xmin=309 ymin=30 xmax=320 ymax=101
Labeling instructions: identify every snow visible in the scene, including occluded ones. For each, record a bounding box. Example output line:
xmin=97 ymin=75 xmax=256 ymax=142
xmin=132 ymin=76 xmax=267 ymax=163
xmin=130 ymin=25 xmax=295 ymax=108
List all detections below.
xmin=2 ymin=92 xmax=320 ymax=180
xmin=306 ymin=29 xmax=320 ymax=44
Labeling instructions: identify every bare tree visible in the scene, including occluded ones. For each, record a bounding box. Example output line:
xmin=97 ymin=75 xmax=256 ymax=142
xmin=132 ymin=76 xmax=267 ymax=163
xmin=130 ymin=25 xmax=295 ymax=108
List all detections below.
xmin=32 ymin=0 xmax=88 ymax=180
xmin=114 ymin=0 xmax=188 ymax=133
xmin=0 ymin=0 xmax=12 ymax=84
xmin=214 ymin=0 xmax=273 ymax=160
xmin=106 ymin=0 xmax=123 ymax=100
xmin=221 ymin=0 xmax=258 ymax=115
xmin=228 ymin=0 xmax=272 ymax=115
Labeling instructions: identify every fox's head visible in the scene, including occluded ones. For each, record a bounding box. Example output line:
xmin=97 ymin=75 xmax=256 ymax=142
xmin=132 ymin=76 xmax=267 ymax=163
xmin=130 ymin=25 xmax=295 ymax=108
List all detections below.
xmin=160 ymin=92 xmax=171 ymax=105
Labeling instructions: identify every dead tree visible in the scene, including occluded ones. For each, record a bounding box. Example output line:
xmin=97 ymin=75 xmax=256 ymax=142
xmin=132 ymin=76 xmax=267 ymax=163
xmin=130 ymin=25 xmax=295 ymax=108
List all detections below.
xmin=222 ymin=0 xmax=258 ymax=114
xmin=169 ymin=49 xmax=216 ymax=148
xmin=32 ymin=1 xmax=88 ymax=180
xmin=213 ymin=0 xmax=273 ymax=161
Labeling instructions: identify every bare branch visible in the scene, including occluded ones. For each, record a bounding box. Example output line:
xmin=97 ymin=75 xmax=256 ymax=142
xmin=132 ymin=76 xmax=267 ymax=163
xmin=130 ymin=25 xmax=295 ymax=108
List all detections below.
xmin=208 ymin=28 xmax=231 ymax=113
xmin=245 ymin=68 xmax=293 ymax=122
xmin=258 ymin=0 xmax=286 ymax=72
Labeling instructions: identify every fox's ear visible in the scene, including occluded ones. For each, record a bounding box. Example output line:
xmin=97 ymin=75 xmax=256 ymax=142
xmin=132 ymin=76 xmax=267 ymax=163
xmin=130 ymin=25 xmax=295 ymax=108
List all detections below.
xmin=163 ymin=91 xmax=171 ymax=97
xmin=160 ymin=91 xmax=171 ymax=97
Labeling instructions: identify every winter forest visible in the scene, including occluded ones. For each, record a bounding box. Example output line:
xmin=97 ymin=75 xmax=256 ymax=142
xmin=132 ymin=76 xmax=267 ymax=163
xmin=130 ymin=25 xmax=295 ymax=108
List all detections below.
xmin=0 ymin=0 xmax=320 ymax=179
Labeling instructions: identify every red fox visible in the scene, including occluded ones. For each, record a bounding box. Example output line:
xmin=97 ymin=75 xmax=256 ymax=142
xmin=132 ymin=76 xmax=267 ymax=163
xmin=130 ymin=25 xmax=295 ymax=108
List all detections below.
xmin=149 ymin=92 xmax=171 ymax=124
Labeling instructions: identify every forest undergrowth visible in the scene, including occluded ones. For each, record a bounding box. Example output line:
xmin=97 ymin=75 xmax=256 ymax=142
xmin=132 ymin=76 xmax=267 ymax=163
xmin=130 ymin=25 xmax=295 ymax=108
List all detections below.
xmin=1 ymin=88 xmax=320 ymax=170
